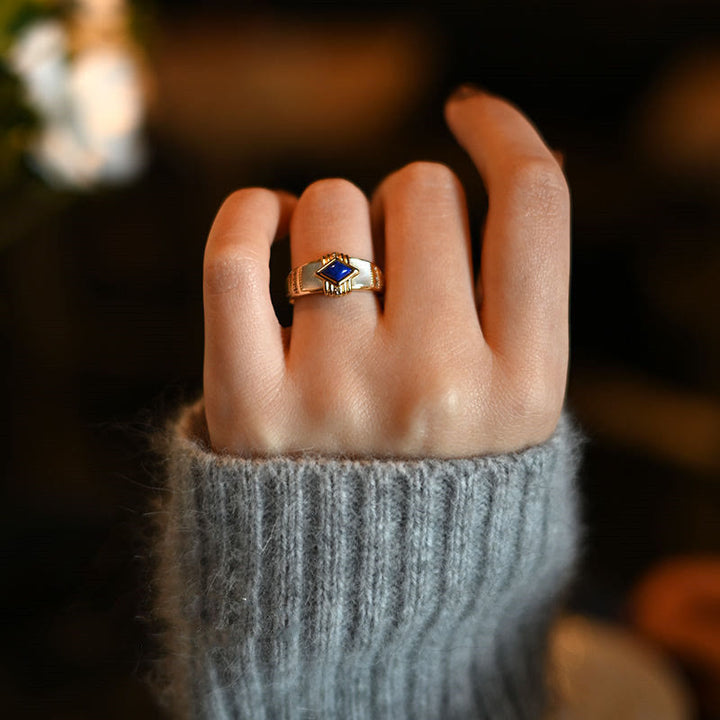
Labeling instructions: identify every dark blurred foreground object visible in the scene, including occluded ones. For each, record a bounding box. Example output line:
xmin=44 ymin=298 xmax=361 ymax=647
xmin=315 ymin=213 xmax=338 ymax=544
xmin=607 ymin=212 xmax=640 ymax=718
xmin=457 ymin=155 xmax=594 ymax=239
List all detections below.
xmin=630 ymin=557 xmax=720 ymax=719
xmin=549 ymin=615 xmax=694 ymax=719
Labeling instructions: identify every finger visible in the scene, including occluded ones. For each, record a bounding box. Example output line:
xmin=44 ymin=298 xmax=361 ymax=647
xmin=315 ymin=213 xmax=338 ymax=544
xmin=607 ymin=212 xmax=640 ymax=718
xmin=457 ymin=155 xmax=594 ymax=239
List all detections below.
xmin=370 ymin=161 xmax=479 ymax=338
xmin=444 ymin=90 xmax=570 ymax=377
xmin=369 ymin=192 xmax=386 ymax=291
xmin=203 ymin=188 xmax=296 ymax=431
xmin=551 ymin=149 xmax=565 ymax=169
xmin=288 ymin=178 xmax=379 ymax=360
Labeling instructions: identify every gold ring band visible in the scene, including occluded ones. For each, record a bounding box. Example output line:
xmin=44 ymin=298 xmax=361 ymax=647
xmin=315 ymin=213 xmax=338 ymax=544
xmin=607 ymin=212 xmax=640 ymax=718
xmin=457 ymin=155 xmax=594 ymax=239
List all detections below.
xmin=286 ymin=252 xmax=384 ymax=304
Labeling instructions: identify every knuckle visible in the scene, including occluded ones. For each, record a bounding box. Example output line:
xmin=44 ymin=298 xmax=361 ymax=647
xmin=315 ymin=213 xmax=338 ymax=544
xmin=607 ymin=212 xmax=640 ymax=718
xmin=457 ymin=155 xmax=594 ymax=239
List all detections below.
xmin=301 ymin=177 xmax=366 ymax=205
xmin=393 ymin=364 xmax=470 ymax=452
xmin=424 ymin=376 xmax=467 ymax=423
xmin=204 ymin=252 xmax=262 ymax=296
xmin=208 ymin=187 xmax=276 ymax=264
xmin=395 ymin=160 xmax=461 ymax=192
xmin=503 ymin=368 xmax=563 ymax=438
xmin=301 ymin=366 xmax=372 ymax=441
xmin=219 ymin=186 xmax=276 ymax=214
xmin=236 ymin=417 xmax=286 ymax=455
xmin=508 ymin=157 xmax=569 ymax=219
xmin=206 ymin=382 xmax=287 ymax=455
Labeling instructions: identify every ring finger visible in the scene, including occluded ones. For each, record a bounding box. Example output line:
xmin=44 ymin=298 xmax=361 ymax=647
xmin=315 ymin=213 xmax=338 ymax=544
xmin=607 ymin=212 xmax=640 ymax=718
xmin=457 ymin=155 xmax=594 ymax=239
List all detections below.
xmin=288 ymin=178 xmax=380 ymax=364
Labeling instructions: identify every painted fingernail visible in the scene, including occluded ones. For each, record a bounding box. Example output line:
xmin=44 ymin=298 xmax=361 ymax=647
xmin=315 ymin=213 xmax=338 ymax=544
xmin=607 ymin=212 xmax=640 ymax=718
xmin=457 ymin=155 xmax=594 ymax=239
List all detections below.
xmin=449 ymin=83 xmax=485 ymax=102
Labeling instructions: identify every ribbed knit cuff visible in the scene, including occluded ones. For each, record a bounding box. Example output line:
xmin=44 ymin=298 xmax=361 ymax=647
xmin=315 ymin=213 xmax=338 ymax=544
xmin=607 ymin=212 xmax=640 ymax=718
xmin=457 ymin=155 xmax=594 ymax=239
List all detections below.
xmin=155 ymin=401 xmax=583 ymax=720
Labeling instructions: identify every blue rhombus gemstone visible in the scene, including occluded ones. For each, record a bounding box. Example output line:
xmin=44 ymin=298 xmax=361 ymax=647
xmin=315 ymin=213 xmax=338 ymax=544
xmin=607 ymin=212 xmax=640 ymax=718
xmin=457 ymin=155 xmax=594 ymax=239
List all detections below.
xmin=317 ymin=258 xmax=355 ymax=284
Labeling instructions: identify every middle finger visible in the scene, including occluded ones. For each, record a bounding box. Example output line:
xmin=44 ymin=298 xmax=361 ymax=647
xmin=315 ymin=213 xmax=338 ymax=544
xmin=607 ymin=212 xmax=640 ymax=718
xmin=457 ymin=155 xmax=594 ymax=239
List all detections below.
xmin=371 ymin=161 xmax=481 ymax=340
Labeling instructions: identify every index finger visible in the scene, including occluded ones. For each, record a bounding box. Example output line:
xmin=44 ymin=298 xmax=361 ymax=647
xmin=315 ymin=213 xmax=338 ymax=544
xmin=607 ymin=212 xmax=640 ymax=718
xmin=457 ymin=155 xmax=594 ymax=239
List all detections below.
xmin=444 ymin=89 xmax=570 ymax=385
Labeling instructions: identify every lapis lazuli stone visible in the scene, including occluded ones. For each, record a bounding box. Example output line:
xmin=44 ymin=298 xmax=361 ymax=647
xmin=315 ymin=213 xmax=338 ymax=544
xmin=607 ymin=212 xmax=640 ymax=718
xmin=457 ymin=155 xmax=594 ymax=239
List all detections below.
xmin=318 ymin=259 xmax=355 ymax=284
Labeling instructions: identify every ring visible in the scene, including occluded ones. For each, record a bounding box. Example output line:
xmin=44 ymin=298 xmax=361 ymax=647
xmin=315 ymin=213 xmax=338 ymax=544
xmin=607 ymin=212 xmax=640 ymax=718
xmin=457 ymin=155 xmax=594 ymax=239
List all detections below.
xmin=286 ymin=252 xmax=384 ymax=304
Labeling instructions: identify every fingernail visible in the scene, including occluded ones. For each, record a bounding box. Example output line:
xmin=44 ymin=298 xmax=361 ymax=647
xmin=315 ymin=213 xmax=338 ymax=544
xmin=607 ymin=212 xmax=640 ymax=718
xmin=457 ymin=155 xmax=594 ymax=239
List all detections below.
xmin=449 ymin=83 xmax=486 ymax=102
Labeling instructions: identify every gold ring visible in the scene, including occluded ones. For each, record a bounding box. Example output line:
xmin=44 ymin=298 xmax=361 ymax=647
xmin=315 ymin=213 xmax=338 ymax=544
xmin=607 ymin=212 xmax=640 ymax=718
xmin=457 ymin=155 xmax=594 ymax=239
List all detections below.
xmin=285 ymin=252 xmax=384 ymax=304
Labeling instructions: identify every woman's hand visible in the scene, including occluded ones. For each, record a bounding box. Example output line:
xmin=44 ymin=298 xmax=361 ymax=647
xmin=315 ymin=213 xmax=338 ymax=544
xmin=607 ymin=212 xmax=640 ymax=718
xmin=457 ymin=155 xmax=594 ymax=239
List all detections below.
xmin=202 ymin=89 xmax=570 ymax=458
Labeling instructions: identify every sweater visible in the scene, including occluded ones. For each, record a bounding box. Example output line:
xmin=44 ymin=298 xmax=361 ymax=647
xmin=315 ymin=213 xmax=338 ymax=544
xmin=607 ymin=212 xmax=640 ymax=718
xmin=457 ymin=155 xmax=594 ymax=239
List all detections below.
xmin=154 ymin=399 xmax=583 ymax=720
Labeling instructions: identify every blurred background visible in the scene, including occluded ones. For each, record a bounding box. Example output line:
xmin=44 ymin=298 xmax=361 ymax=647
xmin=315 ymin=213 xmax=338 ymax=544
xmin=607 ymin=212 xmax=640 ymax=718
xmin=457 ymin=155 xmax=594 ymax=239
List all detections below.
xmin=1 ymin=0 xmax=719 ymax=718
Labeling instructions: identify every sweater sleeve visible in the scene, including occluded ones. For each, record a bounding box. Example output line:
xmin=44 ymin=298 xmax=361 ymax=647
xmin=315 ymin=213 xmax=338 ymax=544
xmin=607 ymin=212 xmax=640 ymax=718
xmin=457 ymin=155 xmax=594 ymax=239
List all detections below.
xmin=153 ymin=399 xmax=583 ymax=720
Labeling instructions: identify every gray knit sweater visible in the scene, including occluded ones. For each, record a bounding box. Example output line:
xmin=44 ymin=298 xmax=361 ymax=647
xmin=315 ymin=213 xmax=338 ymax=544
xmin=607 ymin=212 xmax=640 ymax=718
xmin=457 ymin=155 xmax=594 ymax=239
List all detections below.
xmin=155 ymin=400 xmax=582 ymax=720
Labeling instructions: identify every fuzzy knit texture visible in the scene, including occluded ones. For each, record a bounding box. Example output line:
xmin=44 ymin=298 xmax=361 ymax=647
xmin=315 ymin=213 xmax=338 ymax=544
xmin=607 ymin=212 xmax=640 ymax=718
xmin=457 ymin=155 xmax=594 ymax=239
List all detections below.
xmin=154 ymin=399 xmax=583 ymax=720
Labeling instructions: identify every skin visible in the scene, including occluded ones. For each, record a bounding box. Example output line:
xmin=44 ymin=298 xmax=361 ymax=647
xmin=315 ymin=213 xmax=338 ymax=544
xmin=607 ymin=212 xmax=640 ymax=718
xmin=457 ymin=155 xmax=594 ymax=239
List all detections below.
xmin=202 ymin=89 xmax=571 ymax=458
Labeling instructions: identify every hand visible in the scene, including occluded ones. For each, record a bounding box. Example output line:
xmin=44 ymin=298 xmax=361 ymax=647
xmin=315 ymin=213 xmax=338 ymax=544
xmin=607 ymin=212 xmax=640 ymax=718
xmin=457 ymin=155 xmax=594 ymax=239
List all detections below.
xmin=202 ymin=88 xmax=570 ymax=458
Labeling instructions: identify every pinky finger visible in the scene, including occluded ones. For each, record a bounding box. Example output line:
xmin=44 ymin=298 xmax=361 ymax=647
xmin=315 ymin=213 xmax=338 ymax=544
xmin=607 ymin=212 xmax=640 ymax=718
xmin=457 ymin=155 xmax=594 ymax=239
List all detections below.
xmin=203 ymin=188 xmax=296 ymax=449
